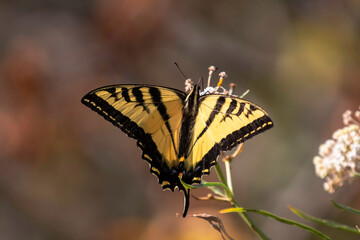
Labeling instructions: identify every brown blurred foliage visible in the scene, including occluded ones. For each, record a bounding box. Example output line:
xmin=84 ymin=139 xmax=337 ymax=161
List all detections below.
xmin=1 ymin=36 xmax=51 ymax=163
xmin=95 ymin=0 xmax=169 ymax=58
xmin=0 ymin=0 xmax=360 ymax=240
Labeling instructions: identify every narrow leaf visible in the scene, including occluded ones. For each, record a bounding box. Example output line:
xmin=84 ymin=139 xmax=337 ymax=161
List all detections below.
xmin=179 ymin=177 xmax=233 ymax=197
xmin=331 ymin=199 xmax=360 ymax=216
xmin=201 ymin=180 xmax=227 ymax=198
xmin=240 ymin=89 xmax=250 ymax=98
xmin=178 ymin=177 xmax=194 ymax=189
xmin=289 ymin=206 xmax=359 ymax=234
xmin=220 ymin=207 xmax=330 ymax=240
xmin=220 ymin=207 xmax=245 ymax=214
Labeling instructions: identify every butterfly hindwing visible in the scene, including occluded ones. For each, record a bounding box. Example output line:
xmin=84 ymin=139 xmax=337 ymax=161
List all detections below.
xmin=81 ymin=84 xmax=186 ymax=189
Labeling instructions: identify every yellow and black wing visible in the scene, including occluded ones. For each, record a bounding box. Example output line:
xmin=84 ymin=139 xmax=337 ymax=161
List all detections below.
xmin=181 ymin=94 xmax=273 ymax=184
xmin=81 ymin=84 xmax=186 ymax=189
xmin=82 ymin=83 xmax=273 ymax=217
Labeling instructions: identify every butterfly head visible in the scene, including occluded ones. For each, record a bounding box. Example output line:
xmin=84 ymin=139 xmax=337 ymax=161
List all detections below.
xmin=185 ymin=83 xmax=200 ymax=102
xmin=191 ymin=83 xmax=201 ymax=93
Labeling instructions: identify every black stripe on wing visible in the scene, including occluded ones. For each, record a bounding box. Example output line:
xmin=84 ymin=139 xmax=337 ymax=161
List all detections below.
xmin=149 ymin=87 xmax=179 ymax=157
xmin=132 ymin=87 xmax=150 ymax=113
xmin=186 ymin=96 xmax=226 ymax=156
xmin=194 ymin=115 xmax=272 ymax=184
xmin=196 ymin=96 xmax=226 ymax=142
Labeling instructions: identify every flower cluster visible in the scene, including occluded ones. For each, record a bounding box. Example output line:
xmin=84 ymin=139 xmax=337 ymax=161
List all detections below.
xmin=313 ymin=106 xmax=360 ymax=193
xmin=185 ymin=66 xmax=236 ymax=96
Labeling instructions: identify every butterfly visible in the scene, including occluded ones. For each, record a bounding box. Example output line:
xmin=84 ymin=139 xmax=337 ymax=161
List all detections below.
xmin=81 ymin=80 xmax=273 ymax=217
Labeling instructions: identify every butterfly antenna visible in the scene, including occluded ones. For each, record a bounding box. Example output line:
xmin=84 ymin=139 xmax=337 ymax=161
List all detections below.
xmin=174 ymin=62 xmax=188 ymax=80
xmin=198 ymin=76 xmax=203 ymax=86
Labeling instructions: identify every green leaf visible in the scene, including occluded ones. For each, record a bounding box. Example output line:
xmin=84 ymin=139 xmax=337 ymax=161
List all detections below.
xmin=220 ymin=207 xmax=330 ymax=240
xmin=179 ymin=177 xmax=233 ymax=198
xmin=289 ymin=206 xmax=360 ymax=234
xmin=331 ymin=199 xmax=360 ymax=215
xmin=178 ymin=177 xmax=194 ymax=189
xmin=220 ymin=207 xmax=246 ymax=214
xmin=201 ymin=180 xmax=227 ymax=198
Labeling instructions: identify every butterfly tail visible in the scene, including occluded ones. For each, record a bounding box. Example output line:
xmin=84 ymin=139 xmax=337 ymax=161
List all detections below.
xmin=182 ymin=187 xmax=190 ymax=217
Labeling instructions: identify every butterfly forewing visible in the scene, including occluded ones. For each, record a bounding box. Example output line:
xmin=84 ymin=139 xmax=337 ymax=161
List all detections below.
xmin=81 ymin=84 xmax=186 ymax=177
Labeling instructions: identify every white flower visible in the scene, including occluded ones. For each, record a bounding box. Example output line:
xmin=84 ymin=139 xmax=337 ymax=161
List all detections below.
xmin=313 ymin=107 xmax=360 ymax=193
xmin=200 ymin=86 xmax=216 ymax=95
xmin=189 ymin=66 xmax=237 ymax=97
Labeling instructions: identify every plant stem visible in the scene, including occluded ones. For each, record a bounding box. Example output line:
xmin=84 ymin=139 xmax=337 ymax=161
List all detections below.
xmin=216 ymin=160 xmax=269 ymax=240
xmin=231 ymin=199 xmax=270 ymax=240
xmin=215 ymin=163 xmax=227 ymax=185
xmin=224 ymin=160 xmax=233 ymax=192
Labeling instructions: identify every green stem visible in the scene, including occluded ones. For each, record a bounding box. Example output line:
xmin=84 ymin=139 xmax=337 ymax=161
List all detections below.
xmin=231 ymin=199 xmax=270 ymax=240
xmin=221 ymin=208 xmax=329 ymax=240
xmin=215 ymin=163 xmax=269 ymax=239
xmin=215 ymin=163 xmax=227 ymax=185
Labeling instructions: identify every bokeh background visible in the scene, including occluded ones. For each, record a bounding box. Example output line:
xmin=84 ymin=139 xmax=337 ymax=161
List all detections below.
xmin=1 ymin=1 xmax=360 ymax=239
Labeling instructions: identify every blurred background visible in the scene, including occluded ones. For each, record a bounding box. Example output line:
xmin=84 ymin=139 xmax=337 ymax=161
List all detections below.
xmin=0 ymin=0 xmax=360 ymax=239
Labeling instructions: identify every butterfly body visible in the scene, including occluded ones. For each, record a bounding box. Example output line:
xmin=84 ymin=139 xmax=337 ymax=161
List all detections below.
xmin=82 ymin=83 xmax=273 ymax=217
